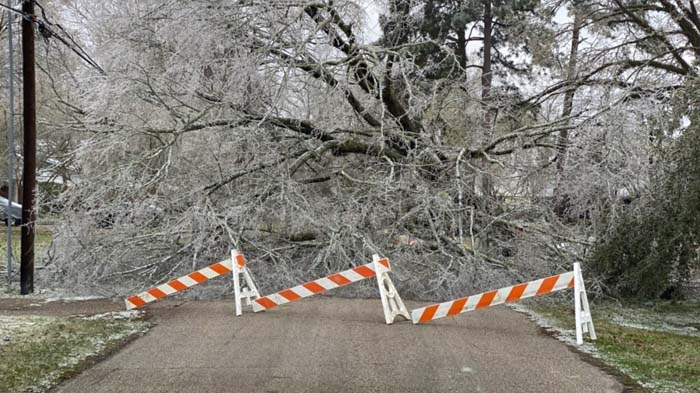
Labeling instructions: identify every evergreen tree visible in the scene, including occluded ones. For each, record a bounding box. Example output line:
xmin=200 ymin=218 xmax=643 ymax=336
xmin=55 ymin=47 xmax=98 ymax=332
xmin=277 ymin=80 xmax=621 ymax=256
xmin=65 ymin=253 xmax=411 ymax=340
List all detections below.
xmin=404 ymin=0 xmax=541 ymax=80
xmin=591 ymin=79 xmax=700 ymax=299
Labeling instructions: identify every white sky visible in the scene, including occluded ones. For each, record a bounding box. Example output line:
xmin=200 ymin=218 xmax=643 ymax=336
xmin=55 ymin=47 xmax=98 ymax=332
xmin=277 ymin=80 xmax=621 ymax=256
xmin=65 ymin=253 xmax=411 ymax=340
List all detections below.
xmin=359 ymin=0 xmax=385 ymax=44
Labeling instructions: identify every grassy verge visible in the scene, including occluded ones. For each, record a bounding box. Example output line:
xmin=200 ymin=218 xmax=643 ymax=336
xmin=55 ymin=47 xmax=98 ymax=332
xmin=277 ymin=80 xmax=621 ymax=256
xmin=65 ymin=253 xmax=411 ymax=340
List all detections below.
xmin=0 ymin=226 xmax=54 ymax=262
xmin=0 ymin=312 xmax=150 ymax=393
xmin=528 ymin=300 xmax=700 ymax=393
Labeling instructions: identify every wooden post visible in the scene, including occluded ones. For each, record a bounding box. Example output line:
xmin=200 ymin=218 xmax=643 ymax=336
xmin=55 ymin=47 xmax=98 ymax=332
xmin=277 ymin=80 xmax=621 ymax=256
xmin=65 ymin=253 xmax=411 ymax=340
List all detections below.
xmin=20 ymin=0 xmax=36 ymax=295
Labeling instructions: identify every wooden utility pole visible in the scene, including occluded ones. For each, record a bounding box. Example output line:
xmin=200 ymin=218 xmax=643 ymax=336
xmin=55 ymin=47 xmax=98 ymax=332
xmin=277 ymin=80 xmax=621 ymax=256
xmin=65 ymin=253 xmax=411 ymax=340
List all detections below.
xmin=20 ymin=0 xmax=36 ymax=295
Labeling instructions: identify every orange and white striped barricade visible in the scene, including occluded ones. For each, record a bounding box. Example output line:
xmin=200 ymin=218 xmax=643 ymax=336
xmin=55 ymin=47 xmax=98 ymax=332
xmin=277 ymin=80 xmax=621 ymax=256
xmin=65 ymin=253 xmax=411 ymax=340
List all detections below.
xmin=252 ymin=254 xmax=410 ymax=324
xmin=124 ymin=249 xmax=260 ymax=316
xmin=411 ymin=263 xmax=596 ymax=345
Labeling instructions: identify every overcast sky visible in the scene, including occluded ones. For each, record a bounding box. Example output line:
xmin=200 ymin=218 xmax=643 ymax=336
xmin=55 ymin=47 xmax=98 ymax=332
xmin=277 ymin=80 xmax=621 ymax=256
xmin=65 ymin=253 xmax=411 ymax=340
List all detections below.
xmin=359 ymin=0 xmax=384 ymax=43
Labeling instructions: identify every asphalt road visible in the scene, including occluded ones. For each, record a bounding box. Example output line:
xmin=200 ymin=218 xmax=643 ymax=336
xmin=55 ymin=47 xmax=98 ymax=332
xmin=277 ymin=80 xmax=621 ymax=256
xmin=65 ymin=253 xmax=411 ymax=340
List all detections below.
xmin=50 ymin=297 xmax=622 ymax=393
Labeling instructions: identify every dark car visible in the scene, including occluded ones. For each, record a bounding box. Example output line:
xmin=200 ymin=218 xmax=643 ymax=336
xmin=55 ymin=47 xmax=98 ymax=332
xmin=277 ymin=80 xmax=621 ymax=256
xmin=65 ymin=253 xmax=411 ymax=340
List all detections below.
xmin=0 ymin=196 xmax=22 ymax=226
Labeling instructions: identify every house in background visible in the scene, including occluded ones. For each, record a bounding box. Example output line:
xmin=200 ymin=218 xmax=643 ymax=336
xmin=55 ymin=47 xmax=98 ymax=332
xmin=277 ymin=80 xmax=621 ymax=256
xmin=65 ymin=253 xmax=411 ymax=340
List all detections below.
xmin=0 ymin=157 xmax=71 ymax=224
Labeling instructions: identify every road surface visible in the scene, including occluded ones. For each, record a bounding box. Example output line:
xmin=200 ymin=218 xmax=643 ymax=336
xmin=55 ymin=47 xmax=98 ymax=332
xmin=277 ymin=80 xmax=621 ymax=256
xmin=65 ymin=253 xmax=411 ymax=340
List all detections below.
xmin=49 ymin=297 xmax=623 ymax=393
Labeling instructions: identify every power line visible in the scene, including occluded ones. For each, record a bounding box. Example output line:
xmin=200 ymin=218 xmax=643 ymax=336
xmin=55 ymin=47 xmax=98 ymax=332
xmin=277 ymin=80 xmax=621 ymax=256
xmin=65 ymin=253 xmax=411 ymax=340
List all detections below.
xmin=34 ymin=0 xmax=104 ymax=74
xmin=37 ymin=22 xmax=105 ymax=74
xmin=1 ymin=1 xmax=105 ymax=74
xmin=35 ymin=0 xmax=84 ymax=54
xmin=0 ymin=2 xmax=29 ymax=22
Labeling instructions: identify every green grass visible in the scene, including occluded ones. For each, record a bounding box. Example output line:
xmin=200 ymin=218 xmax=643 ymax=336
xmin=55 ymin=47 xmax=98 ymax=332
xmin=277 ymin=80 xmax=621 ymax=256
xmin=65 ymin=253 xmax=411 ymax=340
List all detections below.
xmin=531 ymin=301 xmax=700 ymax=393
xmin=0 ymin=226 xmax=54 ymax=263
xmin=0 ymin=314 xmax=150 ymax=393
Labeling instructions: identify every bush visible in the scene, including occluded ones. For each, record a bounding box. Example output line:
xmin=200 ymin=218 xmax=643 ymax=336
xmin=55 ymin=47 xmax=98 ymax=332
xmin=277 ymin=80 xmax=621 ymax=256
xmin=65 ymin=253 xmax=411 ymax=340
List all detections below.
xmin=591 ymin=83 xmax=700 ymax=299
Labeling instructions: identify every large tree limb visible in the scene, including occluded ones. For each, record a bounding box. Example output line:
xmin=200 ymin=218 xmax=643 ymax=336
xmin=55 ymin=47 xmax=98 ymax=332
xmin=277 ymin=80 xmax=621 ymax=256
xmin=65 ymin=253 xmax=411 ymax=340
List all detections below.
xmin=268 ymin=46 xmax=383 ymax=128
xmin=659 ymin=0 xmax=700 ymax=52
xmin=612 ymin=0 xmax=692 ymax=73
xmin=302 ymin=3 xmax=422 ymax=134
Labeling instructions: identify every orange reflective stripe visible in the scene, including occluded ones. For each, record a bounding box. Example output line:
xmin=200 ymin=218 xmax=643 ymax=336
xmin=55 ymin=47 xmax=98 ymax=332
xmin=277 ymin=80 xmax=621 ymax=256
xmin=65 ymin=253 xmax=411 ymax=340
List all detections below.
xmin=127 ymin=296 xmax=147 ymax=308
xmin=279 ymin=289 xmax=301 ymax=301
xmin=303 ymin=282 xmax=326 ymax=294
xmin=189 ymin=271 xmax=208 ymax=283
xmin=446 ymin=297 xmax=468 ymax=317
xmin=148 ymin=288 xmax=167 ymax=299
xmin=567 ymin=277 xmax=575 ymax=288
xmin=235 ymin=254 xmax=246 ymax=267
xmin=476 ymin=290 xmax=497 ymax=310
xmin=378 ymin=258 xmax=390 ymax=269
xmin=353 ymin=265 xmax=375 ymax=278
xmin=210 ymin=263 xmax=231 ymax=275
xmin=168 ymin=279 xmax=187 ymax=291
xmin=506 ymin=283 xmax=528 ymax=303
xmin=256 ymin=297 xmax=278 ymax=309
xmin=419 ymin=304 xmax=440 ymax=323
xmin=537 ymin=276 xmax=559 ymax=296
xmin=328 ymin=273 xmax=351 ymax=286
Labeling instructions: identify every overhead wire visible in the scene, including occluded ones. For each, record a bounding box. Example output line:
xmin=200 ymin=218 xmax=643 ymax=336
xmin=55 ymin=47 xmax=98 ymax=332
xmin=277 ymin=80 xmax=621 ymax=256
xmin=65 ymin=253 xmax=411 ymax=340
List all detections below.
xmin=0 ymin=2 xmax=30 ymax=21
xmin=1 ymin=1 xmax=105 ymax=74
xmin=34 ymin=0 xmax=104 ymax=74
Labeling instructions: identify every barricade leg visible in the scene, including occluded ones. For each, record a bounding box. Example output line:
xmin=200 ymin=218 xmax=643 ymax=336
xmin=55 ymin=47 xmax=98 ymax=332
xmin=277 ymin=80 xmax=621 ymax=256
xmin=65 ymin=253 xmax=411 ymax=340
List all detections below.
xmin=232 ymin=250 xmax=243 ymax=316
xmin=374 ymin=254 xmax=410 ymax=324
xmin=241 ymin=265 xmax=261 ymax=305
xmin=574 ymin=262 xmax=596 ymax=345
xmin=231 ymin=249 xmax=260 ymax=316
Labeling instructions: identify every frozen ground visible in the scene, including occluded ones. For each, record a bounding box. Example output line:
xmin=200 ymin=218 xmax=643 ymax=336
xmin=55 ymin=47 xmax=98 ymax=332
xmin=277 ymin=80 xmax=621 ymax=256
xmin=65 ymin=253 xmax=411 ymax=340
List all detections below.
xmin=0 ymin=298 xmax=150 ymax=393
xmin=518 ymin=300 xmax=700 ymax=393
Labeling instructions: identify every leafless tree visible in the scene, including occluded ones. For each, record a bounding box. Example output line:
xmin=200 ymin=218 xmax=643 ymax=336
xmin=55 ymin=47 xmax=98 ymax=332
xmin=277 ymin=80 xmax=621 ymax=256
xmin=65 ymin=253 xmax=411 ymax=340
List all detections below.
xmin=26 ymin=0 xmax=685 ymax=299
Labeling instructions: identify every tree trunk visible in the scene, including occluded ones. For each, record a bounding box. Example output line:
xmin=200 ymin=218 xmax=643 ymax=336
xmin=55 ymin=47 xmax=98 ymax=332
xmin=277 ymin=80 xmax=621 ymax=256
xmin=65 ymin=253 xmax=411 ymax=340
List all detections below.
xmin=554 ymin=9 xmax=582 ymax=215
xmin=456 ymin=27 xmax=467 ymax=70
xmin=479 ymin=0 xmax=494 ymax=201
xmin=555 ymin=10 xmax=582 ymax=176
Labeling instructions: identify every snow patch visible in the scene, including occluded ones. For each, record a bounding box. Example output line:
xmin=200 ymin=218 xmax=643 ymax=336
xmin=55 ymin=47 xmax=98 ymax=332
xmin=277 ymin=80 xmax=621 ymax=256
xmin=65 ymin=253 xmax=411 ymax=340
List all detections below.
xmin=509 ymin=303 xmax=599 ymax=352
xmin=46 ymin=295 xmax=106 ymax=303
xmin=511 ymin=302 xmax=699 ymax=393
xmin=2 ymin=289 xmax=106 ymax=302
xmin=0 ymin=316 xmax=51 ymax=345
xmin=81 ymin=310 xmax=142 ymax=321
xmin=612 ymin=318 xmax=699 ymax=336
